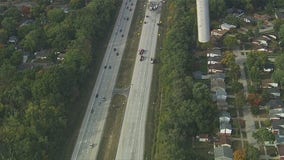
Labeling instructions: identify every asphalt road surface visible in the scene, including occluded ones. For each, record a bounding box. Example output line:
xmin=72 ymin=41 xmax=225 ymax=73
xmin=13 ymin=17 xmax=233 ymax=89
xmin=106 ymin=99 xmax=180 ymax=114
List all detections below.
xmin=115 ymin=1 xmax=162 ymax=160
xmin=71 ymin=0 xmax=138 ymax=159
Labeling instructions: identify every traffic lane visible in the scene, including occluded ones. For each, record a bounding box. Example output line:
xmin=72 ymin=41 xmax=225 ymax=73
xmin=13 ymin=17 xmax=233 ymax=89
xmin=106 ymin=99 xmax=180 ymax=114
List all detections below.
xmin=72 ymin=0 xmax=137 ymax=159
xmin=115 ymin=4 xmax=162 ymax=160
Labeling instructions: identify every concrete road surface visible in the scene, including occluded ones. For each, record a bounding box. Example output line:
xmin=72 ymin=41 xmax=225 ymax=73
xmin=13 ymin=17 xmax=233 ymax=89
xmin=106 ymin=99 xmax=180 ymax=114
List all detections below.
xmin=115 ymin=1 xmax=162 ymax=160
xmin=71 ymin=0 xmax=138 ymax=159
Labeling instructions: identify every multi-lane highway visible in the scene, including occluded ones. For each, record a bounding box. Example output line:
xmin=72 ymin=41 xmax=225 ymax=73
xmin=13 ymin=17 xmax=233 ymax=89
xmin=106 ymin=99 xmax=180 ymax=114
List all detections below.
xmin=115 ymin=1 xmax=162 ymax=159
xmin=71 ymin=0 xmax=138 ymax=159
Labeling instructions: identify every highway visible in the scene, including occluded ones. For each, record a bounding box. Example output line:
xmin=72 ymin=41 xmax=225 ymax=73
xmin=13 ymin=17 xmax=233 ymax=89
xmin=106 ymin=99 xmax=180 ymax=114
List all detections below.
xmin=115 ymin=0 xmax=162 ymax=160
xmin=71 ymin=0 xmax=138 ymax=159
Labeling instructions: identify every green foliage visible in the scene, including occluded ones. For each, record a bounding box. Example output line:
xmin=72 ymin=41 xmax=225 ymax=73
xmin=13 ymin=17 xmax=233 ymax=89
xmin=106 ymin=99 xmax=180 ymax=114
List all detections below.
xmin=209 ymin=0 xmax=225 ymax=20
xmin=253 ymin=127 xmax=275 ymax=144
xmin=0 ymin=0 xmax=120 ymax=159
xmin=223 ymin=35 xmax=238 ymax=49
xmin=47 ymin=8 xmax=65 ymax=23
xmin=155 ymin=1 xmax=217 ymax=159
xmin=1 ymin=17 xmax=18 ymax=35
xmin=245 ymin=145 xmax=260 ymax=160
xmin=70 ymin=0 xmax=85 ymax=9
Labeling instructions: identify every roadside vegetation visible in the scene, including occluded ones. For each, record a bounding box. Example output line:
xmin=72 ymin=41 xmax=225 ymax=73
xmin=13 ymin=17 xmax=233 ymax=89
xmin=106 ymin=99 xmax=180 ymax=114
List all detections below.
xmin=0 ymin=0 xmax=121 ymax=159
xmin=153 ymin=1 xmax=218 ymax=159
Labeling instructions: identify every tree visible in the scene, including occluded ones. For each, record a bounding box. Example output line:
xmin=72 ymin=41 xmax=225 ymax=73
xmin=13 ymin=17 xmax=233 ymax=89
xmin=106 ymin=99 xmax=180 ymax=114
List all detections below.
xmin=223 ymin=35 xmax=238 ymax=49
xmin=21 ymin=28 xmax=48 ymax=52
xmin=253 ymin=128 xmax=275 ymax=144
xmin=235 ymin=92 xmax=246 ymax=108
xmin=70 ymin=0 xmax=85 ymax=9
xmin=246 ymin=145 xmax=260 ymax=160
xmin=47 ymin=8 xmax=65 ymax=23
xmin=0 ymin=29 xmax=8 ymax=44
xmin=234 ymin=149 xmax=246 ymax=160
xmin=1 ymin=17 xmax=18 ymax=35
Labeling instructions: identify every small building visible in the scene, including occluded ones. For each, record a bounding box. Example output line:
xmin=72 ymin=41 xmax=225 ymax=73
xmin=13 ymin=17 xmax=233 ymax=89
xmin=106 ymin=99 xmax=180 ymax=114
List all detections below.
xmin=271 ymin=119 xmax=284 ymax=135
xmin=8 ymin=36 xmax=18 ymax=43
xmin=220 ymin=23 xmax=236 ymax=30
xmin=261 ymin=79 xmax=278 ymax=88
xmin=269 ymin=108 xmax=284 ymax=120
xmin=211 ymin=29 xmax=228 ymax=38
xmin=214 ymin=144 xmax=233 ymax=160
xmin=211 ymin=78 xmax=225 ymax=92
xmin=196 ymin=134 xmax=210 ymax=142
xmin=277 ymin=144 xmax=284 ymax=160
xmin=208 ymin=64 xmax=224 ymax=74
xmin=34 ymin=50 xmax=50 ymax=60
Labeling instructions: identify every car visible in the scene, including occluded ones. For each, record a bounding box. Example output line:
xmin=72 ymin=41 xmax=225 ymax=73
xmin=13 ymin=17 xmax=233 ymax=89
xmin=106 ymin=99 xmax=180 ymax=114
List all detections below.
xmin=140 ymin=55 xmax=144 ymax=61
xmin=139 ymin=49 xmax=145 ymax=55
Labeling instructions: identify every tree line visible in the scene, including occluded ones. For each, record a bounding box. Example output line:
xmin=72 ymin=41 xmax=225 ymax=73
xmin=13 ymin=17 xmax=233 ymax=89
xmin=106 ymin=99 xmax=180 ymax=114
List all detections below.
xmin=0 ymin=0 xmax=120 ymax=159
xmin=154 ymin=1 xmax=218 ymax=159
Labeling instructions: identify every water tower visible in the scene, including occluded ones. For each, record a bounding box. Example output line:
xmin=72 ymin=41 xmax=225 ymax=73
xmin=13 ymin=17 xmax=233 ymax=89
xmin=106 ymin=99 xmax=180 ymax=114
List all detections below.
xmin=196 ymin=0 xmax=210 ymax=43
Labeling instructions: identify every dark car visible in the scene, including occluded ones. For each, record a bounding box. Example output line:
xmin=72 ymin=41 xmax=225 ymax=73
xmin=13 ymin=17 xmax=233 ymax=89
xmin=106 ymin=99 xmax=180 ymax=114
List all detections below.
xmin=140 ymin=55 xmax=144 ymax=61
xmin=139 ymin=49 xmax=145 ymax=55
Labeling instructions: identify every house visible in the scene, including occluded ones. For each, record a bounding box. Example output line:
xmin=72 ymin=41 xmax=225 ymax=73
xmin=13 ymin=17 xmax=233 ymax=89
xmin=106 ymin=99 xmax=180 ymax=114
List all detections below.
xmin=266 ymin=99 xmax=283 ymax=109
xmin=34 ymin=50 xmax=50 ymax=60
xmin=219 ymin=112 xmax=232 ymax=135
xmin=277 ymin=144 xmax=284 ymax=160
xmin=211 ymin=29 xmax=228 ymax=38
xmin=8 ymin=36 xmax=18 ymax=43
xmin=208 ymin=64 xmax=224 ymax=74
xmin=214 ymin=144 xmax=233 ymax=160
xmin=261 ymin=79 xmax=278 ymax=88
xmin=270 ymin=108 xmax=284 ymax=120
xmin=267 ymin=88 xmax=281 ymax=97
xmin=211 ymin=78 xmax=225 ymax=92
xmin=217 ymin=134 xmax=231 ymax=146
xmin=217 ymin=99 xmax=228 ymax=110
xmin=220 ymin=23 xmax=236 ymax=30
xmin=219 ymin=112 xmax=231 ymax=123
xmin=216 ymin=88 xmax=227 ymax=101
xmin=276 ymin=135 xmax=284 ymax=145
xmin=271 ymin=119 xmax=284 ymax=135
xmin=196 ymin=134 xmax=210 ymax=142
xmin=57 ymin=53 xmax=65 ymax=61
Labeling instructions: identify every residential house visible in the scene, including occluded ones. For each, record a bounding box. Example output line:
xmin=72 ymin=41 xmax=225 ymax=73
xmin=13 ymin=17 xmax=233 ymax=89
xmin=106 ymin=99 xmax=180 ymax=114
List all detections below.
xmin=208 ymin=64 xmax=224 ymax=74
xmin=263 ymin=64 xmax=274 ymax=73
xmin=34 ymin=50 xmax=50 ymax=60
xmin=220 ymin=23 xmax=236 ymax=30
xmin=267 ymin=88 xmax=281 ymax=97
xmin=217 ymin=99 xmax=228 ymax=110
xmin=266 ymin=99 xmax=283 ymax=109
xmin=261 ymin=79 xmax=278 ymax=89
xmin=211 ymin=29 xmax=228 ymax=38
xmin=219 ymin=112 xmax=231 ymax=123
xmin=277 ymin=144 xmax=284 ymax=160
xmin=269 ymin=108 xmax=284 ymax=120
xmin=219 ymin=112 xmax=232 ymax=135
xmin=216 ymin=88 xmax=227 ymax=101
xmin=8 ymin=36 xmax=18 ymax=43
xmin=196 ymin=134 xmax=210 ymax=142
xmin=211 ymin=77 xmax=225 ymax=92
xmin=214 ymin=144 xmax=233 ymax=160
xmin=271 ymin=119 xmax=284 ymax=135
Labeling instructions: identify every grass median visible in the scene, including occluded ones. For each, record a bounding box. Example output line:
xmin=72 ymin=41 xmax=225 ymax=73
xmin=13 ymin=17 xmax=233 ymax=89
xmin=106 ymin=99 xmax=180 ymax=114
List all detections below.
xmin=96 ymin=0 xmax=148 ymax=159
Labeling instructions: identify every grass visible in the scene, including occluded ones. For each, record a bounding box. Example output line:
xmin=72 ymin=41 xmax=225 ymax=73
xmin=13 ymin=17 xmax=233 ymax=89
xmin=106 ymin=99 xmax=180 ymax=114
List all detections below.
xmin=144 ymin=1 xmax=175 ymax=160
xmin=255 ymin=121 xmax=260 ymax=129
xmin=96 ymin=95 xmax=127 ymax=160
xmin=192 ymin=142 xmax=214 ymax=160
xmin=115 ymin=1 xmax=147 ymax=88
